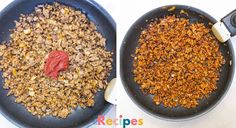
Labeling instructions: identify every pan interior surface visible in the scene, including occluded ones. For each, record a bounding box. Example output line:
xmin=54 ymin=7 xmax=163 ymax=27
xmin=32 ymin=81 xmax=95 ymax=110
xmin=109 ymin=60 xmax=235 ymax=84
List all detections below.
xmin=0 ymin=0 xmax=116 ymax=128
xmin=120 ymin=5 xmax=234 ymax=120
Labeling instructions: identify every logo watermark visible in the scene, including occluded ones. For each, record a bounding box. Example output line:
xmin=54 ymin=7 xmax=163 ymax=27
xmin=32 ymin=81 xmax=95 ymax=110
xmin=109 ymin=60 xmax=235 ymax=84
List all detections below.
xmin=97 ymin=115 xmax=143 ymax=128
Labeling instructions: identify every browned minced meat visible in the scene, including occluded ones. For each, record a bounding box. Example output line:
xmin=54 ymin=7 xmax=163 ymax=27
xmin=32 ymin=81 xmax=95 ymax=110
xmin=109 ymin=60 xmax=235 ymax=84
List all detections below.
xmin=133 ymin=16 xmax=224 ymax=108
xmin=0 ymin=3 xmax=112 ymax=118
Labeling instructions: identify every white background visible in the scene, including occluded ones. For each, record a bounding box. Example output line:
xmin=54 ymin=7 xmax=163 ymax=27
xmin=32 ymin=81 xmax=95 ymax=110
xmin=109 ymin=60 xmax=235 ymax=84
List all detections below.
xmin=1 ymin=0 xmax=236 ymax=128
xmin=117 ymin=0 xmax=236 ymax=128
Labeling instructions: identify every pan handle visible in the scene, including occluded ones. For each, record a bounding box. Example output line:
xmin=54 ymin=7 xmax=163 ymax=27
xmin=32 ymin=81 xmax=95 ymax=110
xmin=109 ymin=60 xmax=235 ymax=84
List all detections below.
xmin=221 ymin=9 xmax=236 ymax=36
xmin=212 ymin=9 xmax=236 ymax=42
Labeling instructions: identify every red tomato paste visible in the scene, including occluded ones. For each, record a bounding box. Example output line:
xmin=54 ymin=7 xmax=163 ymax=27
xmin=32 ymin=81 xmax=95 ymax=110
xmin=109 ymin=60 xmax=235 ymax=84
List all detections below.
xmin=44 ymin=50 xmax=69 ymax=79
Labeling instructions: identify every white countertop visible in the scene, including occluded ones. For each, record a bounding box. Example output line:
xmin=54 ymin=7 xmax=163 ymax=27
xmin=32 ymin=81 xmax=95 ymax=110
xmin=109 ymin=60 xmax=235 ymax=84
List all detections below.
xmin=117 ymin=0 xmax=236 ymax=128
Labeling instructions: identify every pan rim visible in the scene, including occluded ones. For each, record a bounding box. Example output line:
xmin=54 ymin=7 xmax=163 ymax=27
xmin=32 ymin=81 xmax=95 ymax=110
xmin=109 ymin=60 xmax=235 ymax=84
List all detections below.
xmin=120 ymin=4 xmax=235 ymax=121
xmin=0 ymin=0 xmax=116 ymax=127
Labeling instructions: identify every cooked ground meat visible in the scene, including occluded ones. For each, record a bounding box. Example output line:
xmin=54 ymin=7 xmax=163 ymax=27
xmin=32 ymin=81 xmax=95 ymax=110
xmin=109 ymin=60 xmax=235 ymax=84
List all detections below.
xmin=133 ymin=16 xmax=224 ymax=108
xmin=0 ymin=2 xmax=112 ymax=118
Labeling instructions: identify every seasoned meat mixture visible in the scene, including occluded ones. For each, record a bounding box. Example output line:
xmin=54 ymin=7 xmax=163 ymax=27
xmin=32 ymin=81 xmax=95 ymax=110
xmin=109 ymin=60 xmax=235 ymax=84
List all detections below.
xmin=133 ymin=16 xmax=224 ymax=108
xmin=0 ymin=3 xmax=112 ymax=118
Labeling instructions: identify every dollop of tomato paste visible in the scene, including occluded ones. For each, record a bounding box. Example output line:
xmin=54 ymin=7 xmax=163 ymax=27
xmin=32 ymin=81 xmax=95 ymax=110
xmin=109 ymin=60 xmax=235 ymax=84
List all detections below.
xmin=44 ymin=50 xmax=69 ymax=79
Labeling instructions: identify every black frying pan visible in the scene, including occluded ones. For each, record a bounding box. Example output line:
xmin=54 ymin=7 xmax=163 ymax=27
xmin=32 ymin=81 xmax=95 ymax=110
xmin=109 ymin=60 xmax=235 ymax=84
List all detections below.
xmin=0 ymin=0 xmax=116 ymax=127
xmin=120 ymin=5 xmax=235 ymax=120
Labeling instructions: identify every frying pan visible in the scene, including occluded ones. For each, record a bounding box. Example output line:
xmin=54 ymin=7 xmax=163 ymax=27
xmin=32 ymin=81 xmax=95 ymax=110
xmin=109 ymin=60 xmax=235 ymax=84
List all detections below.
xmin=0 ymin=0 xmax=116 ymax=127
xmin=120 ymin=5 xmax=235 ymax=120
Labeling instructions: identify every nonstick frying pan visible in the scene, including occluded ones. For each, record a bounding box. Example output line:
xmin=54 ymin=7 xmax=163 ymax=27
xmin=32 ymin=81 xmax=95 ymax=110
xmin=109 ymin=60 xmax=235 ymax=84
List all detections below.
xmin=120 ymin=5 xmax=235 ymax=120
xmin=0 ymin=0 xmax=116 ymax=128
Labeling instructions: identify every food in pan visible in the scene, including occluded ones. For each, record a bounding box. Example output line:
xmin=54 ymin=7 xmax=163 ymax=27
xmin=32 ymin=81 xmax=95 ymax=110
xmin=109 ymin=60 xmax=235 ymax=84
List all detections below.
xmin=0 ymin=2 xmax=112 ymax=118
xmin=133 ymin=16 xmax=224 ymax=108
